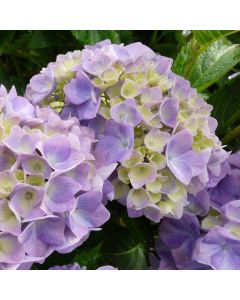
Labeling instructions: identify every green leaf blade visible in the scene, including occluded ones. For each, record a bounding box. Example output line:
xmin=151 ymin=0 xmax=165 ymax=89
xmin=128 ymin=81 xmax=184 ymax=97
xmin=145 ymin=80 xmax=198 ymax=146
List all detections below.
xmin=189 ymin=39 xmax=240 ymax=92
xmin=193 ymin=30 xmax=238 ymax=46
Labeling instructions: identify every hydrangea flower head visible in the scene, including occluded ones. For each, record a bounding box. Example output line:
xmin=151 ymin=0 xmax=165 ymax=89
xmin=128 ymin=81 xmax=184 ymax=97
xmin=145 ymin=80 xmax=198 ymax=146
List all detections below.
xmin=0 ymin=84 xmax=113 ymax=270
xmin=25 ymin=40 xmax=228 ymax=223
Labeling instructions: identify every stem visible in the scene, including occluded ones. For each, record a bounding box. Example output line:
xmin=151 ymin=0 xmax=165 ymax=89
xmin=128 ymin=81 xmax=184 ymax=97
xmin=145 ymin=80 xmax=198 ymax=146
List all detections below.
xmin=183 ymin=40 xmax=201 ymax=79
xmin=222 ymin=124 xmax=240 ymax=145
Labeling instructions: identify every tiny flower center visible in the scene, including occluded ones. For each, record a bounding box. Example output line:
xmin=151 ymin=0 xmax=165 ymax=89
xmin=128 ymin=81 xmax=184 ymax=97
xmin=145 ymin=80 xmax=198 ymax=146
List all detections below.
xmin=4 ymin=186 xmax=11 ymax=193
xmin=26 ymin=192 xmax=33 ymax=200
xmin=122 ymin=140 xmax=129 ymax=148
xmin=33 ymin=163 xmax=42 ymax=171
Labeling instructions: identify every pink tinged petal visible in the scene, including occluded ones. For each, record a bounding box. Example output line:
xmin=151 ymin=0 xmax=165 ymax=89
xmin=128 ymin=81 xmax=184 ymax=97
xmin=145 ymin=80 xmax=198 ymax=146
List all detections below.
xmin=110 ymin=98 xmax=142 ymax=126
xmin=18 ymin=216 xmax=65 ymax=257
xmin=0 ymin=233 xmax=25 ymax=264
xmin=144 ymin=129 xmax=170 ymax=152
xmin=166 ymin=130 xmax=205 ymax=185
xmin=40 ymin=133 xmax=85 ymax=170
xmin=0 ymin=199 xmax=21 ymax=235
xmin=4 ymin=126 xmax=40 ymax=154
xmin=10 ymin=184 xmax=45 ymax=219
xmin=45 ymin=175 xmax=81 ymax=213
xmin=69 ymin=191 xmax=110 ymax=236
xmin=128 ymin=163 xmax=157 ymax=189
xmin=21 ymin=154 xmax=52 ymax=179
xmin=160 ymin=97 xmax=179 ymax=127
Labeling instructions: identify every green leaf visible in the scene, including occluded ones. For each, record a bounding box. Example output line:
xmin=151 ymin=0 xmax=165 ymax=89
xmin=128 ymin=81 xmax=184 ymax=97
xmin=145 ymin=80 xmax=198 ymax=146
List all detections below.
xmin=101 ymin=223 xmax=148 ymax=270
xmin=193 ymin=30 xmax=238 ymax=46
xmin=189 ymin=39 xmax=240 ymax=92
xmin=172 ymin=40 xmax=193 ymax=75
xmin=208 ymin=76 xmax=240 ymax=138
xmin=73 ymin=242 xmax=103 ymax=269
xmin=0 ymin=31 xmax=15 ymax=54
xmin=71 ymin=30 xmax=120 ymax=45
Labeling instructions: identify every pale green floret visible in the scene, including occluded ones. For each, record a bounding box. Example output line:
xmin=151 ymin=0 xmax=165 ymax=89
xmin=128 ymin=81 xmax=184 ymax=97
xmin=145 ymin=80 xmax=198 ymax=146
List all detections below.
xmin=112 ymin=178 xmax=130 ymax=200
xmin=101 ymin=67 xmax=122 ymax=85
xmin=157 ymin=75 xmax=173 ymax=92
xmin=201 ymin=215 xmax=222 ymax=231
xmin=193 ymin=130 xmax=215 ymax=151
xmin=146 ymin=176 xmax=163 ymax=193
xmin=109 ymin=97 xmax=122 ymax=107
xmin=0 ymin=171 xmax=17 ymax=198
xmin=99 ymin=104 xmax=111 ymax=119
xmin=148 ymin=192 xmax=161 ymax=204
xmin=0 ymin=235 xmax=14 ymax=253
xmin=147 ymin=152 xmax=166 ymax=170
xmin=168 ymin=183 xmax=187 ymax=202
xmin=128 ymin=163 xmax=157 ymax=189
xmin=144 ymin=129 xmax=169 ymax=152
xmin=118 ymin=166 xmax=130 ymax=184
xmin=157 ymin=200 xmax=174 ymax=215
xmin=26 ymin=175 xmax=45 ymax=187
xmin=121 ymin=80 xmax=140 ymax=99
xmin=225 ymin=223 xmax=240 ymax=239
xmin=0 ymin=200 xmax=19 ymax=233
xmin=13 ymin=169 xmax=25 ymax=182
xmin=127 ymin=188 xmax=150 ymax=209
xmin=137 ymin=146 xmax=148 ymax=157
xmin=122 ymin=150 xmax=143 ymax=168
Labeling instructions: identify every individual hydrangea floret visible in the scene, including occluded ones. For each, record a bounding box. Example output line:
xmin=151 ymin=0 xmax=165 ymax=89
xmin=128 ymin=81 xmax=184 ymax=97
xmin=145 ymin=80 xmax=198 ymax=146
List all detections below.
xmin=0 ymin=84 xmax=114 ymax=270
xmin=25 ymin=40 xmax=228 ymax=223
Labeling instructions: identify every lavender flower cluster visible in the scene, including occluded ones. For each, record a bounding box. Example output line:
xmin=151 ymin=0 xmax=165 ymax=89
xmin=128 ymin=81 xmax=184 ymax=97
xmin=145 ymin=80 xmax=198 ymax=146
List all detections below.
xmin=0 ymin=85 xmax=114 ymax=270
xmin=154 ymin=152 xmax=240 ymax=270
xmin=25 ymin=39 xmax=227 ymax=223
xmin=0 ymin=40 xmax=239 ymax=269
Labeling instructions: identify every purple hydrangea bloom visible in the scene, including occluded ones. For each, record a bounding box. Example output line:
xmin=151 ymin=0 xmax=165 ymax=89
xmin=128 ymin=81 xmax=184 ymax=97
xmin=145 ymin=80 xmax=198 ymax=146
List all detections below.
xmin=0 ymin=85 xmax=113 ymax=269
xmin=25 ymin=40 xmax=228 ymax=224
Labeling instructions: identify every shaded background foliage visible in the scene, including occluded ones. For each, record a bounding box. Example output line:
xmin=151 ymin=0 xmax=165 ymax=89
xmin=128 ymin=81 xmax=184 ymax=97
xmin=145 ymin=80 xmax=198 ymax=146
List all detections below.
xmin=1 ymin=30 xmax=240 ymax=269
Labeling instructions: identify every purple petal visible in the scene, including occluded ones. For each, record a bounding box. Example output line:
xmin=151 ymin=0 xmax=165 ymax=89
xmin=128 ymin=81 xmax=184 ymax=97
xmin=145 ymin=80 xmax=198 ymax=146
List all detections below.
xmin=95 ymin=120 xmax=134 ymax=165
xmin=160 ymin=97 xmax=179 ymax=127
xmin=110 ymin=99 xmax=142 ymax=126
xmin=166 ymin=130 xmax=205 ymax=185
xmin=44 ymin=175 xmax=81 ymax=213
xmin=10 ymin=184 xmax=44 ymax=219
xmin=0 ymin=233 xmax=25 ymax=264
